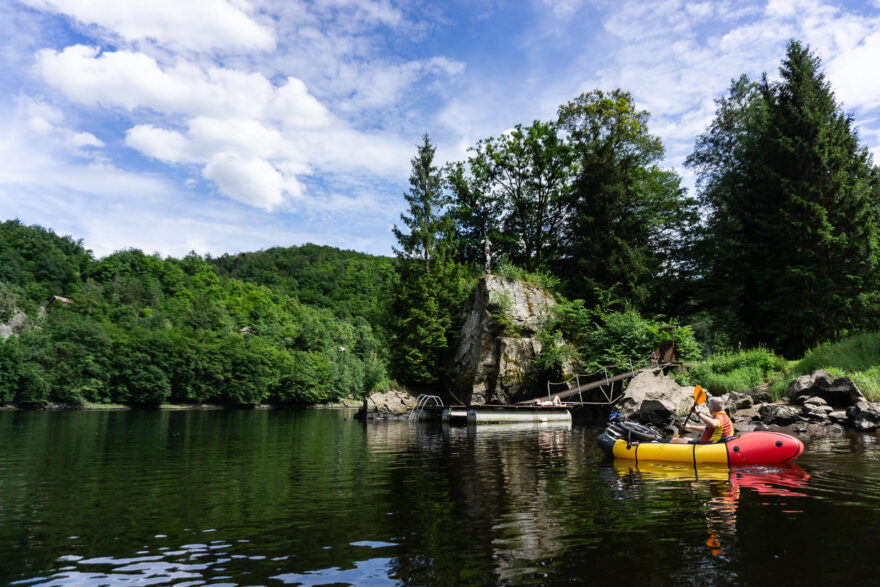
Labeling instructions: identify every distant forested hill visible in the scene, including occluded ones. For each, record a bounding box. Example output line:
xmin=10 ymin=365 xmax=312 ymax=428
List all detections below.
xmin=0 ymin=220 xmax=393 ymax=407
xmin=210 ymin=244 xmax=396 ymax=325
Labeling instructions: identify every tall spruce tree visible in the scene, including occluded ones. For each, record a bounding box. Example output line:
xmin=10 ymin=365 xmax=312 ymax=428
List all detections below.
xmin=391 ymin=134 xmax=464 ymax=385
xmin=689 ymin=41 xmax=880 ymax=355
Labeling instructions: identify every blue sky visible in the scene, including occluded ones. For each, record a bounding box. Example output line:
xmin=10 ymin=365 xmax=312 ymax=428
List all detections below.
xmin=2 ymin=0 xmax=880 ymax=258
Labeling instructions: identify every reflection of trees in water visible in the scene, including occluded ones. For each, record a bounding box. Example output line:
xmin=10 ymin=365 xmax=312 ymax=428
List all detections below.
xmin=369 ymin=422 xmax=814 ymax=584
xmin=380 ymin=422 xmax=581 ymax=584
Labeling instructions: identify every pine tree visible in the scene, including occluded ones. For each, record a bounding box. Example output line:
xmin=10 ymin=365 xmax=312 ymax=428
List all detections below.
xmin=689 ymin=41 xmax=880 ymax=355
xmin=391 ymin=135 xmax=465 ymax=385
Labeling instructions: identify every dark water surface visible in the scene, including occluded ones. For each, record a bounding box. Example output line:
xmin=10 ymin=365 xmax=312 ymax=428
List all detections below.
xmin=1 ymin=410 xmax=879 ymax=585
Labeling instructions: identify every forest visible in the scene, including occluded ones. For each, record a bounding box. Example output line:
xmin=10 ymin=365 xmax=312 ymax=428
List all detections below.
xmin=0 ymin=230 xmax=396 ymax=405
xmin=2 ymin=41 xmax=879 ymax=406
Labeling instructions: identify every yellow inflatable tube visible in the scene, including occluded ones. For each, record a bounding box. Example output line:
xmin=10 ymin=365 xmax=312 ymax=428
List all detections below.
xmin=611 ymin=439 xmax=729 ymax=464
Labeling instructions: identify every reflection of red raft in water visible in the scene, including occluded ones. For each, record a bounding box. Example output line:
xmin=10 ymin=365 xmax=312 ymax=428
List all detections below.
xmin=612 ymin=460 xmax=811 ymax=556
xmin=597 ymin=425 xmax=805 ymax=465
xmin=613 ymin=460 xmax=811 ymax=497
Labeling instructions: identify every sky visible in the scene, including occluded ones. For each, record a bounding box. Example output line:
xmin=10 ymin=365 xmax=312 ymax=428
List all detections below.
xmin=2 ymin=0 xmax=880 ymax=259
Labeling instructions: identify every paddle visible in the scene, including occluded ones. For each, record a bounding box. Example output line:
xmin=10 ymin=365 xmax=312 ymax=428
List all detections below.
xmin=675 ymin=385 xmax=707 ymax=438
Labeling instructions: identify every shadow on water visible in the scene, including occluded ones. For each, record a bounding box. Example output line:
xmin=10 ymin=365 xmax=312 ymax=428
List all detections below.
xmin=2 ymin=411 xmax=880 ymax=585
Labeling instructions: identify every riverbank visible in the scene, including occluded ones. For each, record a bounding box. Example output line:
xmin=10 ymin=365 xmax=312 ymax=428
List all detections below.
xmin=0 ymin=399 xmax=362 ymax=411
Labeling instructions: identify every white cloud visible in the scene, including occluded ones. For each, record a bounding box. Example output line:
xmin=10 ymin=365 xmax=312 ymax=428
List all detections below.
xmin=36 ymin=43 xmax=420 ymax=208
xmin=36 ymin=45 xmax=277 ymax=117
xmin=124 ymin=125 xmax=193 ymax=163
xmin=68 ymin=132 xmax=104 ymax=148
xmin=23 ymin=0 xmax=275 ymax=52
xmin=827 ymin=31 xmax=880 ymax=111
xmin=203 ymin=153 xmax=287 ymax=210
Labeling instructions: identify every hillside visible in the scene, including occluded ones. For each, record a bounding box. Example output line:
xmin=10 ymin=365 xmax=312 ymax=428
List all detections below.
xmin=0 ymin=220 xmax=394 ymax=406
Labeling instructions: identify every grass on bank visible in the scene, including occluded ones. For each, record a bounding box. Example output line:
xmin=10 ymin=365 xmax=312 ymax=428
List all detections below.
xmin=792 ymin=332 xmax=880 ymax=400
xmin=676 ymin=347 xmax=792 ymax=400
xmin=676 ymin=332 xmax=880 ymax=402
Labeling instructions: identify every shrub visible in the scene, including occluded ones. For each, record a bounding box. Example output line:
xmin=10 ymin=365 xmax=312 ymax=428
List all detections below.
xmin=539 ymin=290 xmax=702 ymax=375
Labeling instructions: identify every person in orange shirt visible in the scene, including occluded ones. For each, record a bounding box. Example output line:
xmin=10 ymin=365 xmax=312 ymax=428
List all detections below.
xmin=671 ymin=396 xmax=734 ymax=444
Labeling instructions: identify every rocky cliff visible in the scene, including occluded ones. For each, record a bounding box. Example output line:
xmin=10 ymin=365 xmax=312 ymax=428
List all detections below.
xmin=451 ymin=275 xmax=560 ymax=405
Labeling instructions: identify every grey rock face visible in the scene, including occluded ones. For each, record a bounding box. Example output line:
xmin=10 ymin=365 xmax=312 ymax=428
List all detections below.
xmin=727 ymin=391 xmax=754 ymax=410
xmin=452 ymin=275 xmax=560 ymax=404
xmin=618 ymin=369 xmax=698 ymax=427
xmin=358 ymin=389 xmax=417 ymax=420
xmin=786 ymin=370 xmax=865 ymax=407
xmin=0 ymin=310 xmax=29 ymax=340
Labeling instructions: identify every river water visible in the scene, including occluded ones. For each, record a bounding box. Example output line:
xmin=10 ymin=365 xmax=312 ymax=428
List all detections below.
xmin=1 ymin=409 xmax=878 ymax=585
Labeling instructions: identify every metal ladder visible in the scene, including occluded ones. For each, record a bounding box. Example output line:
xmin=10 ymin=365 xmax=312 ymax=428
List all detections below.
xmin=409 ymin=394 xmax=443 ymax=421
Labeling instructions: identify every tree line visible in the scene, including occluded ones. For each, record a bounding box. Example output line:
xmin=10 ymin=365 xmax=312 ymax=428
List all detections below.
xmin=390 ymin=40 xmax=880 ymax=386
xmin=0 ymin=224 xmax=395 ymax=406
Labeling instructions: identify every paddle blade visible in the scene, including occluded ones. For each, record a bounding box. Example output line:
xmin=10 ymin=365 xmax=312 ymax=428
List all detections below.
xmin=694 ymin=385 xmax=707 ymax=404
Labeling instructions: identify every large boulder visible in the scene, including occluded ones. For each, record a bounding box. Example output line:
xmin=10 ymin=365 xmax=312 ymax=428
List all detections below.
xmin=452 ymin=275 xmax=565 ymax=405
xmin=357 ymin=389 xmax=417 ymax=420
xmin=618 ymin=369 xmax=696 ymax=427
xmin=786 ymin=370 xmax=865 ymax=408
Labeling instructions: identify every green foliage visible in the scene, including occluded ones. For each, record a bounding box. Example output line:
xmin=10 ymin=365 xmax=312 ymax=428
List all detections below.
xmin=210 ymin=243 xmax=396 ymax=326
xmin=678 ymin=347 xmax=789 ymax=395
xmin=391 ymin=135 xmax=469 ymax=386
xmin=793 ymin=332 xmax=880 ymax=400
xmin=540 ymin=289 xmax=702 ymax=374
xmin=445 ymin=93 xmax=696 ymax=313
xmin=0 ymin=219 xmax=91 ymax=304
xmin=688 ymin=41 xmax=880 ymax=356
xmin=795 ymin=332 xmax=880 ymax=376
xmin=556 ymin=90 xmax=698 ymax=309
xmin=0 ymin=221 xmax=392 ymax=407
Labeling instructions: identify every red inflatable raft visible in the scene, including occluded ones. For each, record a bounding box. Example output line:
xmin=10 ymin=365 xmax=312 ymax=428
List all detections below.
xmin=597 ymin=430 xmax=805 ymax=466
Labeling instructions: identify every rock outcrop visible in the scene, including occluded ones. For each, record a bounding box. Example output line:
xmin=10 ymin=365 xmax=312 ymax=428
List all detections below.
xmin=0 ymin=310 xmax=29 ymax=340
xmin=356 ymin=389 xmax=418 ymax=420
xmin=452 ymin=275 xmax=562 ymax=405
xmin=786 ymin=370 xmax=866 ymax=407
xmin=617 ymin=368 xmax=695 ymax=427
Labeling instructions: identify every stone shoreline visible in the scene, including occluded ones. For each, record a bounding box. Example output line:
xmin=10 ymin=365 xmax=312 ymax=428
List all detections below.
xmin=621 ymin=369 xmax=880 ymax=438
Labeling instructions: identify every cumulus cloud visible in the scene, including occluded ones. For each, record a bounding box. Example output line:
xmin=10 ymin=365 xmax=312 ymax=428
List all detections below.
xmin=36 ymin=45 xmax=276 ymax=117
xmin=202 ymin=153 xmax=286 ymax=210
xmin=22 ymin=0 xmax=275 ymax=52
xmin=124 ymin=125 xmax=193 ymax=164
xmin=36 ymin=43 xmax=419 ymax=208
xmin=68 ymin=132 xmax=104 ymax=148
xmin=0 ymin=103 xmax=394 ymax=257
xmin=827 ymin=31 xmax=880 ymax=111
